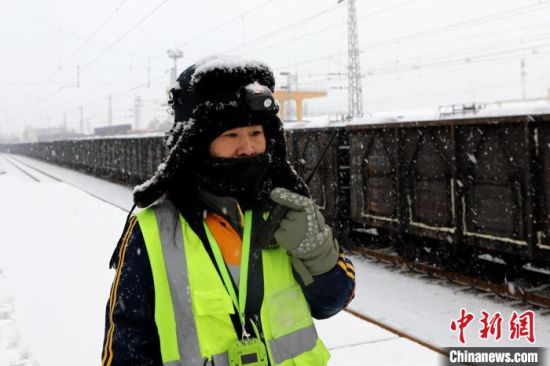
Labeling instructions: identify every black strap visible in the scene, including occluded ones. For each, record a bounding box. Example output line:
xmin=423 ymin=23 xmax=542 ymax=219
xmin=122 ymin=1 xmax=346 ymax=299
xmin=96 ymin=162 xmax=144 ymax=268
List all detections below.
xmin=245 ymin=210 xmax=265 ymax=316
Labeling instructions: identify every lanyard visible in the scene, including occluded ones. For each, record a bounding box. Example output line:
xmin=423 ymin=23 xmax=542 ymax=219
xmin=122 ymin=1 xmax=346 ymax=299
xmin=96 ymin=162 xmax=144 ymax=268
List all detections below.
xmin=203 ymin=210 xmax=253 ymax=338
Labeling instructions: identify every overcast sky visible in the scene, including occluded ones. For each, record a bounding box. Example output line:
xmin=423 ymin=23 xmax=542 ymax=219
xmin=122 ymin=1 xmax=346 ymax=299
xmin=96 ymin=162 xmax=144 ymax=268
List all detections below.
xmin=1 ymin=0 xmax=549 ymax=137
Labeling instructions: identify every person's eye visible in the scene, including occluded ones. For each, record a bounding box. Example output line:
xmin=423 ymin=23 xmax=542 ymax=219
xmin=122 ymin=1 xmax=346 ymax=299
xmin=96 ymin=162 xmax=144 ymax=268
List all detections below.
xmin=224 ymin=132 xmax=238 ymax=138
xmin=250 ymin=130 xmax=263 ymax=137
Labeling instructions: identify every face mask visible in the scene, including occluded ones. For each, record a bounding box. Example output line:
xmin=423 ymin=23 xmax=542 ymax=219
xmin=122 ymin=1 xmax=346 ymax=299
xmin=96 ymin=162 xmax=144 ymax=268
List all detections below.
xmin=197 ymin=151 xmax=272 ymax=205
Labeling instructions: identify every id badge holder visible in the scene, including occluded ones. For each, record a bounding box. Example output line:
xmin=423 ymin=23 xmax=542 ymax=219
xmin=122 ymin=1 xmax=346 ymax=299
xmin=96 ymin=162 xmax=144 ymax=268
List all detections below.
xmin=228 ymin=338 xmax=268 ymax=366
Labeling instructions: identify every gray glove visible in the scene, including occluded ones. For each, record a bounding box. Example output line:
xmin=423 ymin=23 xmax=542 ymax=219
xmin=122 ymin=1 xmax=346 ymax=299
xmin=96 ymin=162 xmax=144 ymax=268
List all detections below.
xmin=270 ymin=188 xmax=339 ymax=284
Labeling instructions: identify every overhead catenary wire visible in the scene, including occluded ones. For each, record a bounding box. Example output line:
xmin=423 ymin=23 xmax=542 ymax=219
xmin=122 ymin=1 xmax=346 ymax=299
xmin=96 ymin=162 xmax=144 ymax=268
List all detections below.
xmin=225 ymin=0 xmax=426 ymax=56
xmin=225 ymin=0 xmax=549 ymax=65
xmin=4 ymin=0 xmax=87 ymax=42
xmin=72 ymin=73 xmax=168 ymax=115
xmin=33 ymin=0 xmax=131 ymax=97
xmin=36 ymin=1 xmax=346 ymax=112
xmin=270 ymin=0 xmax=550 ymax=71
xmin=68 ymin=48 xmax=206 ymax=105
xmin=30 ymin=1 xmax=172 ymax=123
xmin=222 ymin=2 xmax=346 ymax=54
xmin=360 ymin=52 xmax=550 ymax=87
xmin=283 ymin=34 xmax=550 ymax=93
xmin=36 ymin=71 xmax=170 ymax=130
xmin=389 ymin=22 xmax=550 ymax=50
xmin=364 ymin=36 xmax=550 ymax=75
xmin=178 ymin=0 xmax=280 ymax=47
xmin=67 ymin=36 xmax=549 ymax=113
xmin=53 ymin=55 xmax=167 ymax=109
xmin=253 ymin=17 xmax=549 ymax=57
xmin=293 ymin=32 xmax=550 ymax=84
xmin=366 ymin=43 xmax=550 ymax=76
xmin=250 ymin=0 xmax=422 ymax=56
xmin=52 ymin=0 xmax=172 ymax=94
xmin=359 ymin=0 xmax=550 ymax=50
xmin=38 ymin=0 xmax=419 ymax=114
xmin=296 ymin=46 xmax=550 ymax=90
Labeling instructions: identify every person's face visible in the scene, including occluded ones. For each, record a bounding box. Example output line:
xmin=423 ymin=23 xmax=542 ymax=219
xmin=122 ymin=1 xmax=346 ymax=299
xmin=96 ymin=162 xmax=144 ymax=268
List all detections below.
xmin=208 ymin=125 xmax=266 ymax=158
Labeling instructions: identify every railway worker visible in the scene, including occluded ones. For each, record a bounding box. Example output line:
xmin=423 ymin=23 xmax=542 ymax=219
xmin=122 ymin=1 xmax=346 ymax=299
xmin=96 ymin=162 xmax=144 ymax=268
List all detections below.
xmin=101 ymin=55 xmax=356 ymax=366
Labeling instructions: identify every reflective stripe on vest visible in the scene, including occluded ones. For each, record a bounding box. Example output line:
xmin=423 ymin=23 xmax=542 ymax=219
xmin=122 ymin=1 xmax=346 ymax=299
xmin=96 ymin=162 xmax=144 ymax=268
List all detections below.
xmin=137 ymin=200 xmax=202 ymax=365
xmin=269 ymin=325 xmax=317 ymax=364
xmin=136 ymin=200 xmax=330 ymax=366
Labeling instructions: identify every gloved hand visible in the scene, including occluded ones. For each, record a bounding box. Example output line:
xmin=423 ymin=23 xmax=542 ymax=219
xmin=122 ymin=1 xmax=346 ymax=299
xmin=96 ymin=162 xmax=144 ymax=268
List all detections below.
xmin=270 ymin=188 xmax=339 ymax=284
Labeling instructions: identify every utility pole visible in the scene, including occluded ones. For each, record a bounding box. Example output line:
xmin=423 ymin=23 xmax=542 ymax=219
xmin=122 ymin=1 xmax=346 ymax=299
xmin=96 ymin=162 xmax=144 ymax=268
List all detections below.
xmin=108 ymin=95 xmax=113 ymax=125
xmin=341 ymin=0 xmax=363 ymax=118
xmin=134 ymin=96 xmax=142 ymax=129
xmin=167 ymin=49 xmax=183 ymax=85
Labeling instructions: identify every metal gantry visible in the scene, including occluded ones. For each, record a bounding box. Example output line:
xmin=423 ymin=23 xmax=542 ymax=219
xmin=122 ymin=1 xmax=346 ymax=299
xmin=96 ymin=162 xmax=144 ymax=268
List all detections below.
xmin=344 ymin=0 xmax=363 ymax=118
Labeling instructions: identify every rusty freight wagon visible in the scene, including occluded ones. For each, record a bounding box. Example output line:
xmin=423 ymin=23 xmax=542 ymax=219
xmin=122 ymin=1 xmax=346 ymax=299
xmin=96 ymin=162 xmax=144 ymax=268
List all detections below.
xmin=346 ymin=113 xmax=550 ymax=269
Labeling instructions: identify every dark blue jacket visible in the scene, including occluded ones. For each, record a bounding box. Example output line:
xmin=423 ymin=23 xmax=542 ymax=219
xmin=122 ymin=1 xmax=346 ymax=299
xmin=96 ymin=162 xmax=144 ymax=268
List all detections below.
xmin=101 ymin=207 xmax=355 ymax=366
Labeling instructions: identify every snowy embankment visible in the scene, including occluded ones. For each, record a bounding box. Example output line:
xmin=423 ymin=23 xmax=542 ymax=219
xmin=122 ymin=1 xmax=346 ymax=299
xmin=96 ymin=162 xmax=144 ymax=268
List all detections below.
xmin=348 ymin=255 xmax=550 ymax=349
xmin=0 ymin=164 xmax=124 ymax=366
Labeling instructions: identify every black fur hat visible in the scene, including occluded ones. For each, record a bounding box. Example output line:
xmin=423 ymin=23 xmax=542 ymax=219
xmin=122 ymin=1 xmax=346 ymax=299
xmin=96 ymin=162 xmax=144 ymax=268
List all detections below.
xmin=133 ymin=55 xmax=309 ymax=208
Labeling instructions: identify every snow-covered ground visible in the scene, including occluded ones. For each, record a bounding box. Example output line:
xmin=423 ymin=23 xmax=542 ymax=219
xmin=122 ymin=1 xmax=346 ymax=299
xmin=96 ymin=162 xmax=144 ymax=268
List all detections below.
xmin=351 ymin=255 xmax=550 ymax=347
xmin=0 ymin=157 xmax=123 ymax=366
xmin=1 ymin=154 xmax=548 ymax=365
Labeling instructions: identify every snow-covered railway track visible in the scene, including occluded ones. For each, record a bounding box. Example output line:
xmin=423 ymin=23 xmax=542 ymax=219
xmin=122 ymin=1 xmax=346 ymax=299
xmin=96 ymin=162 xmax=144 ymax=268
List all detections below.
xmin=7 ymin=156 xmax=61 ymax=183
xmin=353 ymin=246 xmax=550 ymax=310
xmin=2 ymin=156 xmax=41 ymax=182
xmin=1 ymin=155 xmax=60 ymax=183
xmin=5 ymin=155 xmax=128 ymax=211
xmin=344 ymin=308 xmax=448 ymax=356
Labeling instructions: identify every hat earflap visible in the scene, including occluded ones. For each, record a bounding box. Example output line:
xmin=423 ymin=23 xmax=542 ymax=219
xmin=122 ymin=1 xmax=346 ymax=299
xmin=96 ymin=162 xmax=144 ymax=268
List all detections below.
xmin=133 ymin=120 xmax=202 ymax=208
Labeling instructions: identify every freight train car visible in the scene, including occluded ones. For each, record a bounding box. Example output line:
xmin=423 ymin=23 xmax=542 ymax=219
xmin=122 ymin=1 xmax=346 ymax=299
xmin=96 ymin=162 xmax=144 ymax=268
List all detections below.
xmin=346 ymin=114 xmax=550 ymax=269
xmin=285 ymin=125 xmax=348 ymax=237
xmin=6 ymin=136 xmax=166 ymax=186
xmin=3 ymin=113 xmax=550 ymax=271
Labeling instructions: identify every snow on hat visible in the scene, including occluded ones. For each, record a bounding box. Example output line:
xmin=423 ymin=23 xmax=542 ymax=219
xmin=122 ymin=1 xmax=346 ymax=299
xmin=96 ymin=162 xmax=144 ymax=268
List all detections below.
xmin=133 ymin=55 xmax=309 ymax=208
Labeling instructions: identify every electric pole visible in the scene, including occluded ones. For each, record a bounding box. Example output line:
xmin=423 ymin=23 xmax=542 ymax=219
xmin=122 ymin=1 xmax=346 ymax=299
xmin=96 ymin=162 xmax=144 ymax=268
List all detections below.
xmin=341 ymin=0 xmax=363 ymax=118
xmin=167 ymin=49 xmax=183 ymax=85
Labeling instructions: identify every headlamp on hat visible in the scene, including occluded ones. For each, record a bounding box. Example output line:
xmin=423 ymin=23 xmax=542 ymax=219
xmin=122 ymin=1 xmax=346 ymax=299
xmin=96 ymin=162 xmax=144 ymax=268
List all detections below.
xmin=237 ymin=82 xmax=276 ymax=112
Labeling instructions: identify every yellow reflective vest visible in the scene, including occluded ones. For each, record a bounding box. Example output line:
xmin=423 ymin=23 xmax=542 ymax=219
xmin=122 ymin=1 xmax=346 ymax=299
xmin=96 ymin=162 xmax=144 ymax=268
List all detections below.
xmin=136 ymin=200 xmax=330 ymax=366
